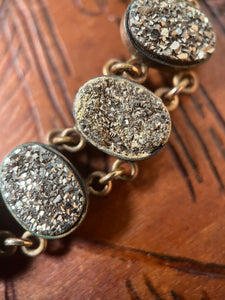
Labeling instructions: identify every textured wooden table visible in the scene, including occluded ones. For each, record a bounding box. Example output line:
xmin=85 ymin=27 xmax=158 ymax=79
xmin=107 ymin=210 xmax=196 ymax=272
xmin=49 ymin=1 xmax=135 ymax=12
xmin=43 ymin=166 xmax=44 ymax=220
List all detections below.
xmin=0 ymin=0 xmax=225 ymax=299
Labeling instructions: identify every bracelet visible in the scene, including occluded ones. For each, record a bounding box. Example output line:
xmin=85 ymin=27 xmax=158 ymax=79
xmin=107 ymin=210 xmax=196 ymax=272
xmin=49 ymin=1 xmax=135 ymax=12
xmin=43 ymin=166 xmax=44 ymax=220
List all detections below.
xmin=0 ymin=0 xmax=216 ymax=258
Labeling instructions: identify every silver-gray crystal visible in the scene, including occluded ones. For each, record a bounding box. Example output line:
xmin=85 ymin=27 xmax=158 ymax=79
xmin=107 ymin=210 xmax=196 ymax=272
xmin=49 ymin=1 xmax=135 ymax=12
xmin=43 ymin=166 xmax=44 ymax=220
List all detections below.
xmin=74 ymin=76 xmax=171 ymax=161
xmin=0 ymin=143 xmax=87 ymax=238
xmin=127 ymin=0 xmax=216 ymax=64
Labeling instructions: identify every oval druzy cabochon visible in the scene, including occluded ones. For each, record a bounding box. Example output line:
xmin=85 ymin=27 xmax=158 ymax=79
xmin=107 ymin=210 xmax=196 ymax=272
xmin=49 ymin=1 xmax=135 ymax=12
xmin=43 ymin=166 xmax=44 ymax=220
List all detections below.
xmin=0 ymin=143 xmax=88 ymax=239
xmin=123 ymin=0 xmax=216 ymax=69
xmin=73 ymin=76 xmax=171 ymax=161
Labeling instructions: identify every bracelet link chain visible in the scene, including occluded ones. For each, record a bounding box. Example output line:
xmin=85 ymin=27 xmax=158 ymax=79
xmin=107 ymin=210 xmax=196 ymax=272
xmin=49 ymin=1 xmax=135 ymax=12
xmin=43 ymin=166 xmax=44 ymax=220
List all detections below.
xmin=87 ymin=160 xmax=138 ymax=197
xmin=0 ymin=230 xmax=47 ymax=257
xmin=103 ymin=58 xmax=148 ymax=84
xmin=48 ymin=126 xmax=86 ymax=152
xmin=155 ymin=71 xmax=199 ymax=111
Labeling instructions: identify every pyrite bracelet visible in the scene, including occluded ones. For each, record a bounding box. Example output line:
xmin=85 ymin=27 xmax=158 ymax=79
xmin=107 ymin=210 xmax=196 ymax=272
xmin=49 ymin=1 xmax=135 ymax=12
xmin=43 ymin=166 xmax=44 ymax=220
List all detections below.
xmin=0 ymin=0 xmax=216 ymax=257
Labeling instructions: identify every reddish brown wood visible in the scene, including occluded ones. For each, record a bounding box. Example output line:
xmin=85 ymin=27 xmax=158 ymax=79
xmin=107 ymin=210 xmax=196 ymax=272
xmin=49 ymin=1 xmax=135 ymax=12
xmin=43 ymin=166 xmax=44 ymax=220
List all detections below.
xmin=0 ymin=0 xmax=225 ymax=299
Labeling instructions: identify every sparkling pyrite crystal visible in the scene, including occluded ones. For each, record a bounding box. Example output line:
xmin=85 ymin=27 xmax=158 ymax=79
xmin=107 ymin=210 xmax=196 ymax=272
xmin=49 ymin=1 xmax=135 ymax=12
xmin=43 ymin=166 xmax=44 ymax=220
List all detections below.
xmin=0 ymin=143 xmax=88 ymax=239
xmin=121 ymin=0 xmax=216 ymax=69
xmin=73 ymin=76 xmax=171 ymax=161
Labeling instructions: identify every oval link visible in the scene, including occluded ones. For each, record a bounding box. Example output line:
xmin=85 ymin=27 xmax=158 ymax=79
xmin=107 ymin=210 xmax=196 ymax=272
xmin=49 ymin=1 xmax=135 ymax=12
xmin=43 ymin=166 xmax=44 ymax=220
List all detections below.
xmin=87 ymin=171 xmax=112 ymax=197
xmin=165 ymin=78 xmax=189 ymax=99
xmin=173 ymin=71 xmax=199 ymax=94
xmin=103 ymin=58 xmax=148 ymax=84
xmin=61 ymin=127 xmax=86 ymax=152
xmin=155 ymin=87 xmax=180 ymax=112
xmin=99 ymin=169 xmax=124 ymax=185
xmin=4 ymin=237 xmax=33 ymax=248
xmin=155 ymin=71 xmax=198 ymax=111
xmin=0 ymin=231 xmax=17 ymax=256
xmin=47 ymin=127 xmax=85 ymax=152
xmin=112 ymin=160 xmax=138 ymax=182
xmin=21 ymin=231 xmax=47 ymax=257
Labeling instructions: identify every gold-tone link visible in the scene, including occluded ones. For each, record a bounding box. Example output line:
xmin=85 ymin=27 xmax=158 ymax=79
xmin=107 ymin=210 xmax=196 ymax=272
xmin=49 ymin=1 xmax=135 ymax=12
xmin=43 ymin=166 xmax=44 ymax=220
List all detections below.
xmin=155 ymin=87 xmax=180 ymax=112
xmin=4 ymin=237 xmax=33 ymax=248
xmin=0 ymin=231 xmax=17 ymax=256
xmin=47 ymin=128 xmax=63 ymax=145
xmin=155 ymin=71 xmax=198 ymax=111
xmin=99 ymin=168 xmax=124 ymax=185
xmin=61 ymin=127 xmax=86 ymax=152
xmin=173 ymin=71 xmax=199 ymax=94
xmin=112 ymin=160 xmax=138 ymax=182
xmin=87 ymin=171 xmax=112 ymax=196
xmin=21 ymin=231 xmax=47 ymax=257
xmin=52 ymin=136 xmax=77 ymax=145
xmin=111 ymin=62 xmax=141 ymax=77
xmin=47 ymin=127 xmax=85 ymax=152
xmin=103 ymin=58 xmax=148 ymax=84
xmin=165 ymin=78 xmax=190 ymax=99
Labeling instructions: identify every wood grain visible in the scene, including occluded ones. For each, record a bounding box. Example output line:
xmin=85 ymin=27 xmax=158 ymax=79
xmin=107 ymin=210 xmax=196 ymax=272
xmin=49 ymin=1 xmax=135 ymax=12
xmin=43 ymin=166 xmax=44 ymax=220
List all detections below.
xmin=0 ymin=0 xmax=225 ymax=299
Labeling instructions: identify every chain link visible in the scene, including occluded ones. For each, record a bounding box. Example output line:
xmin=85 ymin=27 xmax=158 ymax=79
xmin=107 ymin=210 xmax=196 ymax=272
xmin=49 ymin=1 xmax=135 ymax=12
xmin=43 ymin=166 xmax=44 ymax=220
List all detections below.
xmin=103 ymin=58 xmax=148 ymax=84
xmin=155 ymin=71 xmax=199 ymax=111
xmin=0 ymin=230 xmax=47 ymax=257
xmin=48 ymin=126 xmax=85 ymax=152
xmin=87 ymin=160 xmax=138 ymax=196
xmin=0 ymin=231 xmax=17 ymax=256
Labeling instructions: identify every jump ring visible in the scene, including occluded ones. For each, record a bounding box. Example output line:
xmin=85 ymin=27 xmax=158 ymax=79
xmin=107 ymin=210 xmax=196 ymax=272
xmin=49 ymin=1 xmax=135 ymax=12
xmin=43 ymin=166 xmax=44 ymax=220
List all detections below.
xmin=173 ymin=71 xmax=199 ymax=94
xmin=155 ymin=87 xmax=180 ymax=112
xmin=87 ymin=171 xmax=112 ymax=196
xmin=21 ymin=231 xmax=47 ymax=257
xmin=112 ymin=160 xmax=138 ymax=181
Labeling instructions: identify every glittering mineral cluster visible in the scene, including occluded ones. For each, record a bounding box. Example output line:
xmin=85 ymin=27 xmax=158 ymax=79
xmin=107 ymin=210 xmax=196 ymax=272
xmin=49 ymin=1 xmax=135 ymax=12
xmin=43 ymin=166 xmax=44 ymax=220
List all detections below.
xmin=74 ymin=76 xmax=171 ymax=161
xmin=127 ymin=0 xmax=216 ymax=63
xmin=0 ymin=143 xmax=87 ymax=238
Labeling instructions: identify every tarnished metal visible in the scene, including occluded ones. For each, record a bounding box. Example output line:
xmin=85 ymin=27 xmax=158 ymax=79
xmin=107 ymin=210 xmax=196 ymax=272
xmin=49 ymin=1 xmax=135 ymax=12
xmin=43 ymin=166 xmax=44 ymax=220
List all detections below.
xmin=155 ymin=71 xmax=199 ymax=111
xmin=48 ymin=127 xmax=85 ymax=153
xmin=112 ymin=160 xmax=138 ymax=182
xmin=87 ymin=171 xmax=113 ymax=197
xmin=0 ymin=231 xmax=17 ymax=256
xmin=103 ymin=58 xmax=148 ymax=84
xmin=173 ymin=71 xmax=199 ymax=94
xmin=99 ymin=169 xmax=124 ymax=185
xmin=4 ymin=237 xmax=33 ymax=247
xmin=21 ymin=231 xmax=47 ymax=257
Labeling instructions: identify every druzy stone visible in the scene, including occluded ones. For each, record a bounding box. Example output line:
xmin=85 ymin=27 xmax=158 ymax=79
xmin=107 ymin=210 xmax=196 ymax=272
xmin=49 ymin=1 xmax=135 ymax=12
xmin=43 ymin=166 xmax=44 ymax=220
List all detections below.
xmin=0 ymin=143 xmax=88 ymax=239
xmin=73 ymin=76 xmax=171 ymax=161
xmin=123 ymin=0 xmax=216 ymax=68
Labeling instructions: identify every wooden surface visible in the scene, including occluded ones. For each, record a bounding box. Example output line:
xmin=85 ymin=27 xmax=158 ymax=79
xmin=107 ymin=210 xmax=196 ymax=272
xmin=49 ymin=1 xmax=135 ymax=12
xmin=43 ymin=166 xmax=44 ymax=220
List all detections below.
xmin=0 ymin=0 xmax=225 ymax=299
